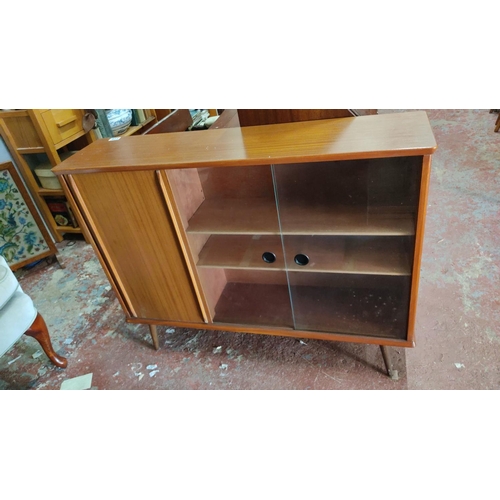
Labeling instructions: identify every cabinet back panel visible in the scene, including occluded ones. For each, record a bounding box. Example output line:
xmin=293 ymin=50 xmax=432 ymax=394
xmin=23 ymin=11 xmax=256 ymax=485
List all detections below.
xmin=225 ymin=269 xmax=289 ymax=286
xmin=197 ymin=165 xmax=275 ymax=200
xmin=275 ymin=157 xmax=422 ymax=210
xmin=71 ymin=170 xmax=204 ymax=322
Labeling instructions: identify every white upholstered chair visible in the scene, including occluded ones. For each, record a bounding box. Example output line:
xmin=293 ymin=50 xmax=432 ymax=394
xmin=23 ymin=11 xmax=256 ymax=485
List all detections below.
xmin=0 ymin=256 xmax=67 ymax=368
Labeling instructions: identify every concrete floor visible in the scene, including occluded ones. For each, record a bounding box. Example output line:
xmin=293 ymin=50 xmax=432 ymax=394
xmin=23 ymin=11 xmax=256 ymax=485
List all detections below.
xmin=1 ymin=109 xmax=499 ymax=390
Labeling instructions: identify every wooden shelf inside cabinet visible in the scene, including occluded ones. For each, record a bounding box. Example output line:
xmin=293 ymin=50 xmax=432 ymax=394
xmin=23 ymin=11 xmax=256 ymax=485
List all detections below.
xmin=16 ymin=147 xmax=46 ymax=154
xmin=38 ymin=188 xmax=64 ymax=196
xmin=197 ymin=235 xmax=412 ymax=276
xmin=198 ymin=235 xmax=284 ymax=271
xmin=187 ymin=199 xmax=416 ymax=236
xmin=55 ymin=226 xmax=81 ymax=234
xmin=187 ymin=199 xmax=280 ymax=235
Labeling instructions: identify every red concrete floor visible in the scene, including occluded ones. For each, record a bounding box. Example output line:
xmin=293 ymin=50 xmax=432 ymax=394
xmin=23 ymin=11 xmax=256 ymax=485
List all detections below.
xmin=1 ymin=109 xmax=499 ymax=390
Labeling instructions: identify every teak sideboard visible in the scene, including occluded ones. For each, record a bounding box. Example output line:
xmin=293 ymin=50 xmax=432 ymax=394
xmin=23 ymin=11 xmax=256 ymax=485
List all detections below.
xmin=53 ymin=112 xmax=437 ymax=377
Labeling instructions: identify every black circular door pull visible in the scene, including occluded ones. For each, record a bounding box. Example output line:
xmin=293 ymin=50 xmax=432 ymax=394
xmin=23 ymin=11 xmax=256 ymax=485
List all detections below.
xmin=294 ymin=253 xmax=309 ymax=266
xmin=262 ymin=252 xmax=276 ymax=264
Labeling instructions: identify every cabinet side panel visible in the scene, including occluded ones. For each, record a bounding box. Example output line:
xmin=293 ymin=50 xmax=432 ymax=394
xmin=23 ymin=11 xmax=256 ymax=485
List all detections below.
xmin=165 ymin=168 xmax=205 ymax=227
xmin=407 ymin=155 xmax=432 ymax=345
xmin=197 ymin=267 xmax=227 ymax=318
xmin=71 ymin=170 xmax=204 ymax=323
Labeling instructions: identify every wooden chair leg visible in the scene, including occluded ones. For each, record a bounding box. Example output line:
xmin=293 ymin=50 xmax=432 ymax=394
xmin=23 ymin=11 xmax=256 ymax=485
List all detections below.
xmin=24 ymin=313 xmax=68 ymax=368
xmin=149 ymin=324 xmax=159 ymax=350
xmin=495 ymin=113 xmax=500 ymax=133
xmin=380 ymin=345 xmax=397 ymax=379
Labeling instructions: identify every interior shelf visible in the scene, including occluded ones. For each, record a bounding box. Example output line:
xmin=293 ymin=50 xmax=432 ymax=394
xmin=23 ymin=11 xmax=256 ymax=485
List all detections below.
xmin=187 ymin=198 xmax=415 ymax=236
xmin=16 ymin=147 xmax=45 ymax=154
xmin=38 ymin=188 xmax=64 ymax=196
xmin=197 ymin=235 xmax=412 ymax=276
xmin=188 ymin=198 xmax=279 ymax=234
xmin=198 ymin=235 xmax=284 ymax=271
xmin=55 ymin=226 xmax=81 ymax=233
xmin=279 ymin=204 xmax=416 ymax=235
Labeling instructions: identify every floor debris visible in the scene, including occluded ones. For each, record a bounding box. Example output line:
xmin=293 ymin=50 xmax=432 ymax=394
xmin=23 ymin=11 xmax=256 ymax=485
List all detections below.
xmin=7 ymin=355 xmax=22 ymax=365
xmin=213 ymin=346 xmax=223 ymax=354
xmin=146 ymin=364 xmax=157 ymax=370
xmin=455 ymin=363 xmax=465 ymax=369
xmin=219 ymin=363 xmax=228 ymax=370
xmin=32 ymin=350 xmax=43 ymax=359
xmin=149 ymin=370 xmax=159 ymax=377
xmin=60 ymin=373 xmax=93 ymax=390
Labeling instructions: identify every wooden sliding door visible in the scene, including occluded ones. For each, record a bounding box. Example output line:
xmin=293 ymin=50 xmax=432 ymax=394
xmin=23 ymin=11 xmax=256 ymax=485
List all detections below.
xmin=69 ymin=170 xmax=204 ymax=323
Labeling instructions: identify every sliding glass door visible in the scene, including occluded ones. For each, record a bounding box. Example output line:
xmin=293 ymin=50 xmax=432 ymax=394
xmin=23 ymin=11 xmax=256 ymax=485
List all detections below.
xmin=273 ymin=157 xmax=422 ymax=340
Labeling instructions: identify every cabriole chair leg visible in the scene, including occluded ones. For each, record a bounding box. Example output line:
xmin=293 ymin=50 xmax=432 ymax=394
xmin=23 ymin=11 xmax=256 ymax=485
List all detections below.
xmin=25 ymin=313 xmax=67 ymax=368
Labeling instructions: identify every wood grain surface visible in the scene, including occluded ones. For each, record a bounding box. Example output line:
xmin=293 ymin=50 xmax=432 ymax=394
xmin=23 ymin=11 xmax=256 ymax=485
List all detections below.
xmin=406 ymin=155 xmax=432 ymax=346
xmin=197 ymin=235 xmax=411 ymax=276
xmin=52 ymin=111 xmax=437 ymax=175
xmin=70 ymin=170 xmax=204 ymax=322
xmin=187 ymin=198 xmax=415 ymax=236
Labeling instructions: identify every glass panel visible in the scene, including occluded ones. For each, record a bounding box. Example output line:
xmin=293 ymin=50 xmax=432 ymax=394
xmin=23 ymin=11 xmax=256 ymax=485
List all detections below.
xmin=167 ymin=165 xmax=293 ymax=329
xmin=273 ymin=157 xmax=422 ymax=340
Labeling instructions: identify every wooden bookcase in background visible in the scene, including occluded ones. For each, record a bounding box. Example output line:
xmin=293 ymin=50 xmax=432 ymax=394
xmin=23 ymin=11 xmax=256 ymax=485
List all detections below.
xmin=0 ymin=109 xmax=158 ymax=242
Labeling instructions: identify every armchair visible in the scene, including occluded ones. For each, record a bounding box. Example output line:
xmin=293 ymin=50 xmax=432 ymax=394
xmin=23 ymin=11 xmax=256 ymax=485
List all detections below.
xmin=0 ymin=256 xmax=67 ymax=368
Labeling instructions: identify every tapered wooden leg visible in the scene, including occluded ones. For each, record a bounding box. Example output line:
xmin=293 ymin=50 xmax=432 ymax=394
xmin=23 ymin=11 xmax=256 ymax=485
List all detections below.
xmin=380 ymin=345 xmax=397 ymax=379
xmin=149 ymin=324 xmax=159 ymax=350
xmin=24 ymin=313 xmax=68 ymax=368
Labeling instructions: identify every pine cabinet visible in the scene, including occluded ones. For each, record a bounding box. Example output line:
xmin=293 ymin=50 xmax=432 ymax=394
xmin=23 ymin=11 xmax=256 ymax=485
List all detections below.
xmin=53 ymin=112 xmax=436 ymax=373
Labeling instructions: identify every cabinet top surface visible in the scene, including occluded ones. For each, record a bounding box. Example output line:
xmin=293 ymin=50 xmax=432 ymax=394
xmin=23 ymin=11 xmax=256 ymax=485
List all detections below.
xmin=53 ymin=111 xmax=437 ymax=175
